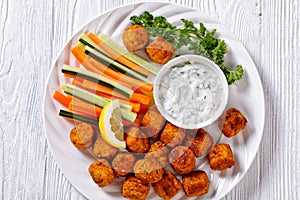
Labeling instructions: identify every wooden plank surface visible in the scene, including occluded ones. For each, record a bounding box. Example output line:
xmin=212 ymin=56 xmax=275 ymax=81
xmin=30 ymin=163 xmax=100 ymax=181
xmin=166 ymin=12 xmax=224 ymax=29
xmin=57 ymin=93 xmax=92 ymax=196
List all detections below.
xmin=0 ymin=0 xmax=299 ymax=199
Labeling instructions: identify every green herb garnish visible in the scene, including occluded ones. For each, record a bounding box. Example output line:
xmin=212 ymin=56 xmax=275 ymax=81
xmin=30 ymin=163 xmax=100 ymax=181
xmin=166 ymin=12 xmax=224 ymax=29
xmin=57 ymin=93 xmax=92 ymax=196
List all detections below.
xmin=130 ymin=11 xmax=244 ymax=85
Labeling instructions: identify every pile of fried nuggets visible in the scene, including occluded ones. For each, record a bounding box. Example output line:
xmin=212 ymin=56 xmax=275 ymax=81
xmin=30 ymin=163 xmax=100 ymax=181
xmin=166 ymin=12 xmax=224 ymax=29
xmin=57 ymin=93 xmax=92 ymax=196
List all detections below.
xmin=69 ymin=107 xmax=247 ymax=199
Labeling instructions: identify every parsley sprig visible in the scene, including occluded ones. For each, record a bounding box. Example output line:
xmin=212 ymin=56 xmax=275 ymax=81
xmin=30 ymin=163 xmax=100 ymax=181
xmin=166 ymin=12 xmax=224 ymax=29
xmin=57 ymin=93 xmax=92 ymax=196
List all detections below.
xmin=130 ymin=11 xmax=244 ymax=85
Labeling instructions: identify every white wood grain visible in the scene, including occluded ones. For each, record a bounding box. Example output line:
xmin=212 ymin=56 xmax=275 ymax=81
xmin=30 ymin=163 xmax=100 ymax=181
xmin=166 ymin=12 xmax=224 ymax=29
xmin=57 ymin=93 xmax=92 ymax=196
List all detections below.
xmin=258 ymin=0 xmax=300 ymax=199
xmin=1 ymin=0 xmax=300 ymax=199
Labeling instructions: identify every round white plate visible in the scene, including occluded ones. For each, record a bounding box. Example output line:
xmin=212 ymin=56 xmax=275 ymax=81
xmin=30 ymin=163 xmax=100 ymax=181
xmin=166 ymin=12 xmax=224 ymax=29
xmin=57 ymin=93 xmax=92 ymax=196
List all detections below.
xmin=43 ymin=2 xmax=265 ymax=200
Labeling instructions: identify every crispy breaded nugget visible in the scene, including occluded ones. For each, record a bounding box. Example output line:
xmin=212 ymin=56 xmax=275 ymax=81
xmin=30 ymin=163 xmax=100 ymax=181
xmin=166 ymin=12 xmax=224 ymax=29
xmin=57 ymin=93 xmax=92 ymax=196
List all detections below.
xmin=122 ymin=25 xmax=149 ymax=52
xmin=145 ymin=38 xmax=175 ymax=64
xmin=93 ymin=136 xmax=118 ymax=160
xmin=88 ymin=159 xmax=115 ymax=187
xmin=112 ymin=152 xmax=136 ymax=177
xmin=208 ymin=143 xmax=235 ymax=170
xmin=221 ymin=108 xmax=247 ymax=138
xmin=133 ymin=159 xmax=164 ymax=184
xmin=168 ymin=146 xmax=195 ymax=175
xmin=141 ymin=109 xmax=166 ymax=139
xmin=125 ymin=126 xmax=150 ymax=153
xmin=152 ymin=171 xmax=182 ymax=200
xmin=145 ymin=141 xmax=169 ymax=168
xmin=185 ymin=128 xmax=213 ymax=158
xmin=160 ymin=122 xmax=186 ymax=148
xmin=122 ymin=175 xmax=150 ymax=200
xmin=70 ymin=123 xmax=94 ymax=150
xmin=182 ymin=170 xmax=209 ymax=197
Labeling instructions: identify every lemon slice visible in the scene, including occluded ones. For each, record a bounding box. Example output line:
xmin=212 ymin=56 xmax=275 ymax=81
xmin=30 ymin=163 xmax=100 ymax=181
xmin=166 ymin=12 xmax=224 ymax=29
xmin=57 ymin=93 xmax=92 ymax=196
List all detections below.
xmin=99 ymin=100 xmax=125 ymax=148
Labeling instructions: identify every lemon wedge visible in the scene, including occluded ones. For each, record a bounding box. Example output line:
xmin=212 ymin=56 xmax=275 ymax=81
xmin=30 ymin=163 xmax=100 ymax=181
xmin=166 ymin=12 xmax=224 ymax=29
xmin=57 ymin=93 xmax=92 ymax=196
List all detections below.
xmin=99 ymin=100 xmax=125 ymax=148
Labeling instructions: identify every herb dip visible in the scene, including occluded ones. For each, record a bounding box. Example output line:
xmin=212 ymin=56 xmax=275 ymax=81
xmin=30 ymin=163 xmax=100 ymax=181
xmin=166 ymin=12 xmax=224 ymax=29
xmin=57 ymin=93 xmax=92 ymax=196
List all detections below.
xmin=158 ymin=62 xmax=225 ymax=127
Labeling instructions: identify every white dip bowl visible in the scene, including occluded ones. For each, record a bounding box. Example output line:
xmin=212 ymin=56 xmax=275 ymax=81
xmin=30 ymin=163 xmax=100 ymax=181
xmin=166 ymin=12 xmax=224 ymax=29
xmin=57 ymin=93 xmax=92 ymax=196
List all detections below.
xmin=153 ymin=55 xmax=228 ymax=129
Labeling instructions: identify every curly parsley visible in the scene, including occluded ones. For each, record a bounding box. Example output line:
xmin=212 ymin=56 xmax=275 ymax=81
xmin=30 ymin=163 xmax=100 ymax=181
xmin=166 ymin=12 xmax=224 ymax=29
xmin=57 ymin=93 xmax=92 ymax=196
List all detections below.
xmin=130 ymin=11 xmax=244 ymax=85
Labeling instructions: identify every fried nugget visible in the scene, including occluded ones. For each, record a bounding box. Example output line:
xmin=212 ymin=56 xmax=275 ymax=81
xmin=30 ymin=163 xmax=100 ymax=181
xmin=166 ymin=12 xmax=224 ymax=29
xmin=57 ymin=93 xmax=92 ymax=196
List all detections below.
xmin=70 ymin=123 xmax=94 ymax=150
xmin=185 ymin=128 xmax=213 ymax=158
xmin=122 ymin=175 xmax=150 ymax=200
xmin=168 ymin=146 xmax=195 ymax=175
xmin=221 ymin=108 xmax=247 ymax=138
xmin=112 ymin=152 xmax=136 ymax=177
xmin=145 ymin=38 xmax=175 ymax=64
xmin=182 ymin=170 xmax=209 ymax=197
xmin=125 ymin=126 xmax=150 ymax=153
xmin=133 ymin=159 xmax=164 ymax=184
xmin=208 ymin=143 xmax=235 ymax=170
xmin=152 ymin=171 xmax=182 ymax=200
xmin=93 ymin=136 xmax=118 ymax=160
xmin=145 ymin=141 xmax=169 ymax=168
xmin=122 ymin=25 xmax=149 ymax=52
xmin=160 ymin=122 xmax=186 ymax=148
xmin=141 ymin=109 xmax=166 ymax=139
xmin=88 ymin=159 xmax=115 ymax=187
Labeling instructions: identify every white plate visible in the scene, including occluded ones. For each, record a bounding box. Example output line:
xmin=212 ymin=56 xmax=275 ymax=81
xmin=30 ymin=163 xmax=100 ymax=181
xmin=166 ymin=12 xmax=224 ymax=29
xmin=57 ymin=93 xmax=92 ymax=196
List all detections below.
xmin=43 ymin=2 xmax=265 ymax=200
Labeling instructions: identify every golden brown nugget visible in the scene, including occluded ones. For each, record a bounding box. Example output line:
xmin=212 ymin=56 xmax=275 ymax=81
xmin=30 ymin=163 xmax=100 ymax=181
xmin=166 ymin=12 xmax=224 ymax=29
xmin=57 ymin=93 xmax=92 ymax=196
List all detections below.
xmin=125 ymin=126 xmax=150 ymax=153
xmin=122 ymin=175 xmax=150 ymax=200
xmin=160 ymin=122 xmax=186 ymax=148
xmin=208 ymin=143 xmax=235 ymax=170
xmin=152 ymin=171 xmax=182 ymax=200
xmin=185 ymin=128 xmax=213 ymax=158
xmin=112 ymin=152 xmax=136 ymax=177
xmin=122 ymin=25 xmax=149 ymax=52
xmin=145 ymin=38 xmax=175 ymax=64
xmin=133 ymin=159 xmax=164 ymax=184
xmin=93 ymin=136 xmax=118 ymax=160
xmin=221 ymin=108 xmax=247 ymax=138
xmin=88 ymin=159 xmax=115 ymax=187
xmin=182 ymin=170 xmax=209 ymax=197
xmin=141 ymin=110 xmax=166 ymax=139
xmin=70 ymin=123 xmax=94 ymax=150
xmin=168 ymin=146 xmax=195 ymax=175
xmin=145 ymin=141 xmax=169 ymax=168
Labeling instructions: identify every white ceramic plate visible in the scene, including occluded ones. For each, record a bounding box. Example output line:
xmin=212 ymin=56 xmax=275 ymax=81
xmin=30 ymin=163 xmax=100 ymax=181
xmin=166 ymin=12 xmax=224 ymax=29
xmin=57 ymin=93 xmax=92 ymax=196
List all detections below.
xmin=43 ymin=2 xmax=265 ymax=200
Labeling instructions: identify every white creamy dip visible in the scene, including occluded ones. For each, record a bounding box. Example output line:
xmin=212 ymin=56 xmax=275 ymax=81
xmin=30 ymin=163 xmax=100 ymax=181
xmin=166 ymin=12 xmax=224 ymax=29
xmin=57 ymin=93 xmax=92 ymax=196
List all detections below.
xmin=158 ymin=62 xmax=225 ymax=127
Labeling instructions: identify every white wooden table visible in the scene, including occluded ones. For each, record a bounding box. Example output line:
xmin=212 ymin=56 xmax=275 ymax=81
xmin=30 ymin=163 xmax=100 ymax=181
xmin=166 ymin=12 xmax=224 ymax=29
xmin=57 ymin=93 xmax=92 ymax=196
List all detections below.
xmin=0 ymin=0 xmax=299 ymax=199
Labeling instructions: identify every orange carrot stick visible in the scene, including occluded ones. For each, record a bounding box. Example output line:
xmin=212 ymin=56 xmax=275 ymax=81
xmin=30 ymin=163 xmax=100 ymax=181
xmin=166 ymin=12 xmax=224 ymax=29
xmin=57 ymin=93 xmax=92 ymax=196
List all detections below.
xmin=134 ymin=118 xmax=141 ymax=125
xmin=72 ymin=77 xmax=84 ymax=83
xmin=88 ymin=32 xmax=149 ymax=76
xmin=64 ymin=73 xmax=77 ymax=79
xmin=95 ymin=91 xmax=140 ymax=113
xmin=130 ymin=92 xmax=151 ymax=106
xmin=71 ymin=46 xmax=87 ymax=64
xmin=53 ymin=90 xmax=71 ymax=107
xmin=72 ymin=78 xmax=85 ymax=86
xmin=68 ymin=97 xmax=102 ymax=118
xmin=82 ymin=79 xmax=127 ymax=99
xmin=72 ymin=46 xmax=104 ymax=74
xmin=66 ymin=94 xmax=72 ymax=101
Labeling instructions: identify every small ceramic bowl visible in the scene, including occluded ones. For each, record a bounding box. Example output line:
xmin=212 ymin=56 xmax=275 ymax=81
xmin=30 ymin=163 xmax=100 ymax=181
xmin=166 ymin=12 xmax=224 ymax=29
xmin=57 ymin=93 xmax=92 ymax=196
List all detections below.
xmin=153 ymin=54 xmax=228 ymax=129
